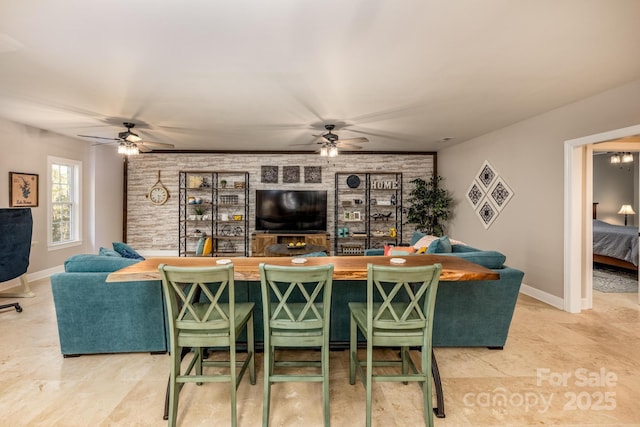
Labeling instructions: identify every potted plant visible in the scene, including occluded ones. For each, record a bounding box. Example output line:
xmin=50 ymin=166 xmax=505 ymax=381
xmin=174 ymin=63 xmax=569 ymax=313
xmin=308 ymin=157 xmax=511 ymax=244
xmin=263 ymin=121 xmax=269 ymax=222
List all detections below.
xmin=193 ymin=205 xmax=206 ymax=220
xmin=220 ymin=179 xmax=227 ymax=188
xmin=406 ymin=175 xmax=453 ymax=236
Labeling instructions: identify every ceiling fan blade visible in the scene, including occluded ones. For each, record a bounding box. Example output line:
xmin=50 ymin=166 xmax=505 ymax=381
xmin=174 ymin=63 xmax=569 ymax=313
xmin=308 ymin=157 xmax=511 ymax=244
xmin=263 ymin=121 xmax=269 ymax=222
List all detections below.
xmin=137 ymin=144 xmax=152 ymax=153
xmin=78 ymin=134 xmax=120 ymax=141
xmin=339 ymin=137 xmax=369 ymax=144
xmin=337 ymin=143 xmax=363 ymax=150
xmin=140 ymin=141 xmax=175 ymax=149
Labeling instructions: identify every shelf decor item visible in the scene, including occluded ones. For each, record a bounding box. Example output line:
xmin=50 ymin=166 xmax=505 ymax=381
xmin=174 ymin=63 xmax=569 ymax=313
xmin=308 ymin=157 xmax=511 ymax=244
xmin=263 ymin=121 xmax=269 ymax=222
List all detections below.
xmin=346 ymin=174 xmax=360 ymax=188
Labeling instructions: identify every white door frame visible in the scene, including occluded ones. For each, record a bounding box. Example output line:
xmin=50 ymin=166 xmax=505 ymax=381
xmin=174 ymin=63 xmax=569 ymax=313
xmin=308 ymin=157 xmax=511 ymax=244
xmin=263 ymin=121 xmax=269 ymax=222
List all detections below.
xmin=564 ymin=123 xmax=640 ymax=312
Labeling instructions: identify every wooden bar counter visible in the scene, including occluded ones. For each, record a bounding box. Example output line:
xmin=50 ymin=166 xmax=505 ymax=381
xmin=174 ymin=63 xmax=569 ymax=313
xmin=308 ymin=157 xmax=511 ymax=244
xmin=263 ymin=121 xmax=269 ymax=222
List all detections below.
xmin=106 ymin=254 xmax=499 ymax=283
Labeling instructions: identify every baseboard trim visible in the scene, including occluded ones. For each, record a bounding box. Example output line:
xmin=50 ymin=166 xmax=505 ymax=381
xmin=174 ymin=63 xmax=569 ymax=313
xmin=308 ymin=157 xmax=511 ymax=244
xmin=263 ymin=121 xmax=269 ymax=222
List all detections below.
xmin=519 ymin=282 xmax=564 ymax=310
xmin=0 ymin=265 xmax=64 ymax=292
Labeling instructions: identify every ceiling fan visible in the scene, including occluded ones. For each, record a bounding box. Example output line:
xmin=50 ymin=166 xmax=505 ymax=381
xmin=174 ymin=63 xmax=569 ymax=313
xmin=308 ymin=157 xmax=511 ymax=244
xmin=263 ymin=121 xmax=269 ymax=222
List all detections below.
xmin=78 ymin=122 xmax=175 ymax=155
xmin=310 ymin=124 xmax=369 ymax=156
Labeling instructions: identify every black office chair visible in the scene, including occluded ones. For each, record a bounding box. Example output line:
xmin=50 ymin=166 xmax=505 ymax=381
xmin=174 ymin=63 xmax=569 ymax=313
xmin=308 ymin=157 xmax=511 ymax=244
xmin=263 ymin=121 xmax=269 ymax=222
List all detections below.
xmin=0 ymin=208 xmax=33 ymax=313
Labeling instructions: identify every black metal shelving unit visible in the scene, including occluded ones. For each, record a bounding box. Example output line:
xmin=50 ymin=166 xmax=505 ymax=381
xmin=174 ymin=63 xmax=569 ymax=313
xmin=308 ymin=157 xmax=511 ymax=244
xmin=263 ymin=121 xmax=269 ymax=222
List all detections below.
xmin=334 ymin=172 xmax=403 ymax=255
xmin=179 ymin=171 xmax=249 ymax=257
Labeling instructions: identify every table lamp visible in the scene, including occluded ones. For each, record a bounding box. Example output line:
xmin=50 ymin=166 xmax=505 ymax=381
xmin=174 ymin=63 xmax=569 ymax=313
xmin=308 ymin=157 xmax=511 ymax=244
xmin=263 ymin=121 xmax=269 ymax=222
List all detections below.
xmin=617 ymin=204 xmax=635 ymax=226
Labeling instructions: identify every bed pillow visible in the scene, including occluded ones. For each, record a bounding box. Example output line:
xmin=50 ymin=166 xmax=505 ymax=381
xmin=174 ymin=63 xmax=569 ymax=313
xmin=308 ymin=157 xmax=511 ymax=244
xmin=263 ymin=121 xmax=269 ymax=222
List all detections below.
xmin=112 ymin=242 xmax=145 ymax=260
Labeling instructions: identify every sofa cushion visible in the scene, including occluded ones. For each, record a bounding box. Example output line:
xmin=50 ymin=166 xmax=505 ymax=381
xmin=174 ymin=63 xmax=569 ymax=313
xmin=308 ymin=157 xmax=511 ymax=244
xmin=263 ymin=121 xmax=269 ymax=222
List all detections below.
xmin=445 ymin=246 xmax=506 ymax=269
xmin=99 ymin=247 xmax=121 ymax=257
xmin=113 ymin=242 xmax=145 ymax=260
xmin=64 ymin=254 xmax=141 ymax=273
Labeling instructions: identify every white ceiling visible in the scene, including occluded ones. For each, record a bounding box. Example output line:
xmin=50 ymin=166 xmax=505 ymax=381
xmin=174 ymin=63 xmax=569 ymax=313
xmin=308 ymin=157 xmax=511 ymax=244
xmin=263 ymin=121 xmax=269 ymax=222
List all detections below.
xmin=1 ymin=0 xmax=640 ymax=153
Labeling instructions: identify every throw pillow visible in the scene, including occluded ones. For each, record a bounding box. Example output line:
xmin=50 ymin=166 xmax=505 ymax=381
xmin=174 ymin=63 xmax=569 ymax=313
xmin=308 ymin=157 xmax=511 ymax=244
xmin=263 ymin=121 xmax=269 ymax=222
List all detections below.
xmin=195 ymin=237 xmax=205 ymax=256
xmin=426 ymin=236 xmax=452 ymax=253
xmin=99 ymin=247 xmax=121 ymax=257
xmin=389 ymin=246 xmax=416 ymax=255
xmin=203 ymin=237 xmax=212 ymax=256
xmin=412 ymin=235 xmax=438 ymax=250
xmin=112 ymin=242 xmax=145 ymax=260
xmin=413 ymin=234 xmax=466 ymax=250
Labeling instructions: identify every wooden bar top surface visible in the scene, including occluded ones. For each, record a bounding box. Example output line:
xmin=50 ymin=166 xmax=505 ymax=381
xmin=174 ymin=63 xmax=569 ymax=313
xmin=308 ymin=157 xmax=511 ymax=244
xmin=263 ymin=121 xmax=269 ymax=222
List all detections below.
xmin=106 ymin=255 xmax=499 ymax=283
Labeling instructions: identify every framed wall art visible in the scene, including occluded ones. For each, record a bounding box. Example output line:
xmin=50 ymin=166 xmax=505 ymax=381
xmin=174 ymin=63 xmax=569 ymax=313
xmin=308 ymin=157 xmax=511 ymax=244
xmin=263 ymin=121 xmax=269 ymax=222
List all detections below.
xmin=283 ymin=166 xmax=300 ymax=183
xmin=9 ymin=172 xmax=39 ymax=207
xmin=261 ymin=166 xmax=278 ymax=183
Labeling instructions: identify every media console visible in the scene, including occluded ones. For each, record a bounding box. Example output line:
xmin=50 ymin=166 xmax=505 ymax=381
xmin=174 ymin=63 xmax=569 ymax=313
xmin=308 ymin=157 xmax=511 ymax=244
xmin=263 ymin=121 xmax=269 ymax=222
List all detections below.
xmin=251 ymin=232 xmax=331 ymax=256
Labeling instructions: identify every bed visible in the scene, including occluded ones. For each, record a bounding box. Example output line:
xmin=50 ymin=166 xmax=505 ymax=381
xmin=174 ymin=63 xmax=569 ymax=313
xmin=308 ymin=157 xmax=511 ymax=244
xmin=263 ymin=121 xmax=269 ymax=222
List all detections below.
xmin=592 ymin=203 xmax=638 ymax=270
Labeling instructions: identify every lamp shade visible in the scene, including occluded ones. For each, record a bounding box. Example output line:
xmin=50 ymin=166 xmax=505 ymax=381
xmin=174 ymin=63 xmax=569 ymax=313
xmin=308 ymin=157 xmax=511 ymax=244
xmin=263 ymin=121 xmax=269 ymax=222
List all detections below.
xmin=617 ymin=204 xmax=635 ymax=215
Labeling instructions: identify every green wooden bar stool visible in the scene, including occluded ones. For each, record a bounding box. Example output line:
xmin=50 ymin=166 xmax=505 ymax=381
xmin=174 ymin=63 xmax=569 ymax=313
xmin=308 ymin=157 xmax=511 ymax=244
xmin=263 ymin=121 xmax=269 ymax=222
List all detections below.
xmin=159 ymin=263 xmax=256 ymax=427
xmin=259 ymin=263 xmax=334 ymax=427
xmin=349 ymin=263 xmax=442 ymax=427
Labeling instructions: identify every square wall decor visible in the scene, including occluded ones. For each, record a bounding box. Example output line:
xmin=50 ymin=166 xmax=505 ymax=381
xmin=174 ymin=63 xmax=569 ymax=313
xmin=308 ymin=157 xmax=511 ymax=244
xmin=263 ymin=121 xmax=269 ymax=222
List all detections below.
xmin=261 ymin=166 xmax=278 ymax=183
xmin=283 ymin=166 xmax=300 ymax=183
xmin=466 ymin=180 xmax=485 ymax=207
xmin=488 ymin=177 xmax=514 ymax=212
xmin=476 ymin=199 xmax=498 ymax=229
xmin=476 ymin=160 xmax=497 ymax=189
xmin=304 ymin=166 xmax=322 ymax=183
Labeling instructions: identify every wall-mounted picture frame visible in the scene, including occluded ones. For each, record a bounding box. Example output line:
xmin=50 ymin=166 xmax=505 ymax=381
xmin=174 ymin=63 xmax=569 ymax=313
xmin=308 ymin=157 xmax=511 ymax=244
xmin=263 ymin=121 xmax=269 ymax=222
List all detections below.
xmin=9 ymin=172 xmax=39 ymax=207
xmin=283 ymin=166 xmax=300 ymax=183
xmin=261 ymin=166 xmax=278 ymax=183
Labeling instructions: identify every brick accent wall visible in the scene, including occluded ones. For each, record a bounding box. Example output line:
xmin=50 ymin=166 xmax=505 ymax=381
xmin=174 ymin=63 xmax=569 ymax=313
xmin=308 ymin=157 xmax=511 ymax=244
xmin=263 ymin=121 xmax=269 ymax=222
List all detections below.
xmin=125 ymin=152 xmax=435 ymax=254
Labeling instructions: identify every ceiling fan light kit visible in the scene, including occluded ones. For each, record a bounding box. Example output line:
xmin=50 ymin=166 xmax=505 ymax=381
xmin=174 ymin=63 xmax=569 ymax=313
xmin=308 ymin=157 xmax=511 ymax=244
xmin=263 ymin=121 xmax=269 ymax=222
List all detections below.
xmin=117 ymin=142 xmax=140 ymax=156
xmin=78 ymin=121 xmax=174 ymax=156
xmin=316 ymin=124 xmax=367 ymax=157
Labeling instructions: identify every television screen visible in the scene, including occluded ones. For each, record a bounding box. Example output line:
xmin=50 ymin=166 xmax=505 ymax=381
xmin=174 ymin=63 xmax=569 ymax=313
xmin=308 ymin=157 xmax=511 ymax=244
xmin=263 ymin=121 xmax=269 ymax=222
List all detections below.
xmin=255 ymin=190 xmax=327 ymax=233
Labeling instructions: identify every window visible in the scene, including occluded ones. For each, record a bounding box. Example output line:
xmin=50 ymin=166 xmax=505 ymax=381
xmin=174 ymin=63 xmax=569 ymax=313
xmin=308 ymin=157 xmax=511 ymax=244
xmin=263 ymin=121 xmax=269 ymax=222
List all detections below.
xmin=48 ymin=157 xmax=82 ymax=249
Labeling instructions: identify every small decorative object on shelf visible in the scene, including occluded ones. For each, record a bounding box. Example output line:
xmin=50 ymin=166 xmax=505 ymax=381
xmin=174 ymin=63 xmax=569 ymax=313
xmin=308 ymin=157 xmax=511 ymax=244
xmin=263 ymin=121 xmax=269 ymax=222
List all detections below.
xmin=220 ymin=179 xmax=227 ymax=188
xmin=346 ymin=174 xmax=360 ymax=188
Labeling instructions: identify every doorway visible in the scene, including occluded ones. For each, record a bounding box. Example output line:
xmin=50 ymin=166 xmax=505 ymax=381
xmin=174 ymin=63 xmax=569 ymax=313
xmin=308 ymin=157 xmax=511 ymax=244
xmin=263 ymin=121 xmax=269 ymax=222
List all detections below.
xmin=565 ymin=124 xmax=640 ymax=313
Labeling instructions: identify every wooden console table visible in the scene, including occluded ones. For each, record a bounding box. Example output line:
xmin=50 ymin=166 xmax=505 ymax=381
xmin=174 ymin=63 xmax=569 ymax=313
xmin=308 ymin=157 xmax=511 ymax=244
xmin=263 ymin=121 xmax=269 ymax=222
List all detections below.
xmin=106 ymin=254 xmax=498 ymax=283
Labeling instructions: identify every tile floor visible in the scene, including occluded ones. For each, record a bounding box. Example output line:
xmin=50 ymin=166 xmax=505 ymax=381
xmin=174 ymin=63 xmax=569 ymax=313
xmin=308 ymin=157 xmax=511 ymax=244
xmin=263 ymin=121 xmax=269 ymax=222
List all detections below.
xmin=1 ymin=278 xmax=639 ymax=426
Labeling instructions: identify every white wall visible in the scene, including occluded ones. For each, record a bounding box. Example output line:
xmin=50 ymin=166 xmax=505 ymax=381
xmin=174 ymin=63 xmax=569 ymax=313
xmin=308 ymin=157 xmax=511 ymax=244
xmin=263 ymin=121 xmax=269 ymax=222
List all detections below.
xmin=438 ymin=79 xmax=640 ymax=298
xmin=593 ymin=154 xmax=637 ymax=226
xmin=0 ymin=118 xmax=124 ymax=283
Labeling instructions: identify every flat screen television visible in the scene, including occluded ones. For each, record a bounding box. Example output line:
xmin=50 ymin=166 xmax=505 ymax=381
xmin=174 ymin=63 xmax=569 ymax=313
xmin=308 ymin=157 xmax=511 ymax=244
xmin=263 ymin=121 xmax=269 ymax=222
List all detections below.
xmin=255 ymin=190 xmax=327 ymax=233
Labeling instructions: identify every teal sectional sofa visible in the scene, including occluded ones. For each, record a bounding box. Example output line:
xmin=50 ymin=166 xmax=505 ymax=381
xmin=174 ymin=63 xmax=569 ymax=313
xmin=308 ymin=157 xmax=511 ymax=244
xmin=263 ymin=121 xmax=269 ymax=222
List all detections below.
xmin=50 ymin=254 xmax=168 ymax=356
xmin=361 ymin=233 xmax=525 ymax=348
xmin=50 ymin=233 xmax=523 ymax=355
